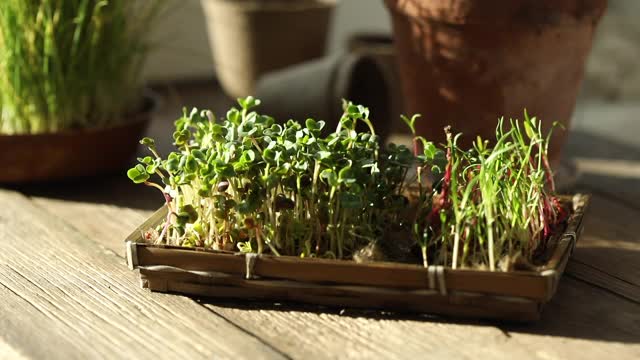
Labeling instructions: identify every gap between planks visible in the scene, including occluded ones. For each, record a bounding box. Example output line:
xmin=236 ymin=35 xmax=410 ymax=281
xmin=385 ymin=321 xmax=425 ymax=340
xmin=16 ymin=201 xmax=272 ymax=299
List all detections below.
xmin=566 ymin=260 xmax=640 ymax=304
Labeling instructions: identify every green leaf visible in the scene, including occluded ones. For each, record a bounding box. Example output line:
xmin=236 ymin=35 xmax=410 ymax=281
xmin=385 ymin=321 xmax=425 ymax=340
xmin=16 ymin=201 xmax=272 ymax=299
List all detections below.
xmin=191 ymin=149 xmax=206 ymax=162
xmin=227 ymin=108 xmax=241 ymax=125
xmin=211 ymin=124 xmax=224 ymax=135
xmin=238 ymin=96 xmax=261 ymax=110
xmin=357 ymin=105 xmax=370 ymax=120
xmin=185 ymin=155 xmax=198 ymax=173
xmin=263 ymin=148 xmax=276 ymax=163
xmin=140 ymin=137 xmax=155 ymax=147
xmin=320 ymin=169 xmax=338 ymax=187
xmin=173 ymin=129 xmax=190 ymax=146
xmin=165 ymin=152 xmax=181 ymax=172
xmin=215 ymin=162 xmax=236 ymax=178
xmin=242 ymin=149 xmax=256 ymax=163
xmin=524 ymin=118 xmax=535 ymax=139
xmin=224 ymin=199 xmax=237 ymax=211
xmin=347 ymin=104 xmax=359 ymax=116
xmin=338 ymin=166 xmax=354 ymax=182
xmin=127 ymin=165 xmax=149 ymax=184
xmin=266 ymin=124 xmax=283 ymax=136
xmin=305 ymin=118 xmax=317 ymax=130
xmin=305 ymin=118 xmax=325 ymax=134
xmin=145 ymin=163 xmax=159 ymax=174
xmin=137 ymin=156 xmax=154 ymax=165
xmin=183 ymin=204 xmax=199 ymax=223
xmin=340 ymin=117 xmax=354 ymax=130
xmin=416 ymin=137 xmax=438 ymax=159
xmin=400 ymin=114 xmax=420 ymax=135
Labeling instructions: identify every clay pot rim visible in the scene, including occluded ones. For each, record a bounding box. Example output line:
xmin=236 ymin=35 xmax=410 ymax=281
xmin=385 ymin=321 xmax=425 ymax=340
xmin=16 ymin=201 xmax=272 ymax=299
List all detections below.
xmin=384 ymin=0 xmax=608 ymax=26
xmin=208 ymin=0 xmax=337 ymax=12
xmin=0 ymin=92 xmax=159 ymax=140
xmin=346 ymin=33 xmax=394 ymax=52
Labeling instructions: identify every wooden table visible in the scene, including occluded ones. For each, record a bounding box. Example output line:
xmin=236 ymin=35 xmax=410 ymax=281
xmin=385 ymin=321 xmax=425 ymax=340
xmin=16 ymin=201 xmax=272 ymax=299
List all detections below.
xmin=1 ymin=83 xmax=638 ymax=359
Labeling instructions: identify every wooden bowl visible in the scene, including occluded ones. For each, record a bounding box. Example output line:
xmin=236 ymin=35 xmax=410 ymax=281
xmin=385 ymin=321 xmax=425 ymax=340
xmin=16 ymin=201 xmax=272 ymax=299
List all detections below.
xmin=0 ymin=95 xmax=156 ymax=183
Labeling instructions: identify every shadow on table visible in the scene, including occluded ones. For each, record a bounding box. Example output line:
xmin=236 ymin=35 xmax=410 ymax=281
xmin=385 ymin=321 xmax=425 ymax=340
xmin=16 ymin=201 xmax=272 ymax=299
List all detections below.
xmin=195 ymin=264 xmax=639 ymax=345
xmin=501 ymin=273 xmax=640 ymax=344
xmin=12 ymin=174 xmax=165 ymax=212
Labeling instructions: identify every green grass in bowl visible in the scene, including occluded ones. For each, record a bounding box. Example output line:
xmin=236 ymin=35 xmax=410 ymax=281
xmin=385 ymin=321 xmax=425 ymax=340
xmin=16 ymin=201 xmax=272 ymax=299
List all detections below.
xmin=0 ymin=0 xmax=162 ymax=134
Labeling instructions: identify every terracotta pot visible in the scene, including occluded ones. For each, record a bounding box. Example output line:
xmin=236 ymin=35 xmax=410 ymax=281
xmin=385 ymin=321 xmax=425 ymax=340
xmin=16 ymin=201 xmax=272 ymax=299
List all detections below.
xmin=0 ymin=95 xmax=156 ymax=183
xmin=203 ymin=0 xmax=336 ymax=98
xmin=383 ymin=0 xmax=608 ymax=163
xmin=254 ymin=52 xmax=392 ymax=140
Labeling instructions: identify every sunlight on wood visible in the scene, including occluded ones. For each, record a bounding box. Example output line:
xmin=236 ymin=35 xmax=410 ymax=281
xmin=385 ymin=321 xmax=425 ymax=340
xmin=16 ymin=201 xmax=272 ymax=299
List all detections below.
xmin=0 ymin=338 xmax=27 ymax=360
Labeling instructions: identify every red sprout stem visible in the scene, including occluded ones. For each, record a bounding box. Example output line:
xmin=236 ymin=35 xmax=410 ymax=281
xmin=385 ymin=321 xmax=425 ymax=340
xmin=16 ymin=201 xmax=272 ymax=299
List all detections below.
xmin=542 ymin=154 xmax=555 ymax=193
xmin=158 ymin=192 xmax=174 ymax=243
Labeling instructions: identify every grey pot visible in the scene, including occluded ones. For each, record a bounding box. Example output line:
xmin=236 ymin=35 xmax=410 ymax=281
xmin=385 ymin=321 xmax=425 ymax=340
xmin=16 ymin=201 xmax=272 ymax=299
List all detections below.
xmin=254 ymin=52 xmax=392 ymax=140
xmin=346 ymin=33 xmax=404 ymax=131
xmin=203 ymin=0 xmax=337 ymax=98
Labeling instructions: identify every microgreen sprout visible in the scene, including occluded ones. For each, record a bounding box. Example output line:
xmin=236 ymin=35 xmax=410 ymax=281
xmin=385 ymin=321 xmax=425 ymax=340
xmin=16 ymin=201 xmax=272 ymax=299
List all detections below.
xmin=411 ymin=115 xmax=567 ymax=270
xmin=129 ymin=97 xmax=567 ymax=271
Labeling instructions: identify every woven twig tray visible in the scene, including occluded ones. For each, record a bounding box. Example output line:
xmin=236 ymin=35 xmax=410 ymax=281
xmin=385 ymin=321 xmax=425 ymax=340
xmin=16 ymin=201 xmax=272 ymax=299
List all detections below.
xmin=125 ymin=194 xmax=590 ymax=321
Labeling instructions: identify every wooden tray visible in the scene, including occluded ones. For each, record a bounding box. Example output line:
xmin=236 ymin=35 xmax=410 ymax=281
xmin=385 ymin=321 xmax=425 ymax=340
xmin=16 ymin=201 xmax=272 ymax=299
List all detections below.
xmin=125 ymin=194 xmax=590 ymax=322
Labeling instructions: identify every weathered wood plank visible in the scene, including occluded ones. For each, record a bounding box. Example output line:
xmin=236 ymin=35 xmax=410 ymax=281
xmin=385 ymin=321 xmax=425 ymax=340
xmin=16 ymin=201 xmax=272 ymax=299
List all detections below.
xmin=0 ymin=338 xmax=27 ymax=360
xmin=0 ymin=189 xmax=284 ymax=360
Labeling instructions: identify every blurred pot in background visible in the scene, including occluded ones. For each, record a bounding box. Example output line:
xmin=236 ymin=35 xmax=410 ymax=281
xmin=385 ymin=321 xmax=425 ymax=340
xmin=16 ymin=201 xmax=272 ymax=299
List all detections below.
xmin=203 ymin=0 xmax=337 ymax=98
xmin=347 ymin=33 xmax=404 ymax=133
xmin=255 ymin=52 xmax=392 ymax=141
xmin=384 ymin=0 xmax=608 ymax=164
